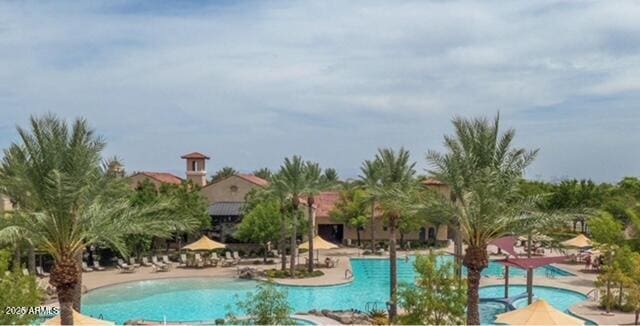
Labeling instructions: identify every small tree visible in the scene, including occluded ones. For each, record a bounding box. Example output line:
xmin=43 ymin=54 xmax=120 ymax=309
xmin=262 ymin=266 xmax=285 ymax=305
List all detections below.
xmin=211 ymin=167 xmax=239 ymax=183
xmin=627 ymin=254 xmax=640 ymax=325
xmin=398 ymin=253 xmax=466 ymax=325
xmin=591 ymin=212 xmax=624 ymax=313
xmin=0 ymin=250 xmax=43 ymax=325
xmin=235 ymin=201 xmax=281 ymax=262
xmin=330 ymin=188 xmax=370 ymax=247
xmin=227 ymin=282 xmax=293 ymax=325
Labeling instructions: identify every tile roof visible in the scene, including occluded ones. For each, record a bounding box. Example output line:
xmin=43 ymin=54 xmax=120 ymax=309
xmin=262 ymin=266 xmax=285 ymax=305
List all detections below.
xmin=237 ymin=174 xmax=269 ymax=187
xmin=180 ymin=152 xmax=210 ymax=159
xmin=134 ymin=172 xmax=183 ymax=185
xmin=314 ymin=191 xmax=341 ymax=217
xmin=208 ymin=202 xmax=245 ymax=216
xmin=422 ymin=178 xmax=445 ymax=186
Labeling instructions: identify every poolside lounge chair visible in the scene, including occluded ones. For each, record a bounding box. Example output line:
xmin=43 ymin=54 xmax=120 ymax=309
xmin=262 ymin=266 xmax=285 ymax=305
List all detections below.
xmin=93 ymin=261 xmax=106 ymax=271
xmin=233 ymin=251 xmax=242 ymax=263
xmin=129 ymin=257 xmax=141 ymax=268
xmin=225 ymin=252 xmax=238 ymax=265
xmin=22 ymin=268 xmax=30 ymax=276
xmin=194 ymin=253 xmax=205 ymax=268
xmin=152 ymin=263 xmax=170 ymax=272
xmin=82 ymin=262 xmax=94 ymax=272
xmin=141 ymin=257 xmax=153 ymax=267
xmin=117 ymin=259 xmax=136 ymax=272
xmin=178 ymin=254 xmax=188 ymax=268
xmin=162 ymin=255 xmax=173 ymax=266
xmin=36 ymin=266 xmax=50 ymax=277
xmin=152 ymin=256 xmax=165 ymax=267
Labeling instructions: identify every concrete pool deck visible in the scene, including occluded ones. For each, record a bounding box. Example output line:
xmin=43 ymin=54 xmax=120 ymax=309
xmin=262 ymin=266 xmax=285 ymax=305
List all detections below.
xmin=41 ymin=246 xmax=636 ymax=325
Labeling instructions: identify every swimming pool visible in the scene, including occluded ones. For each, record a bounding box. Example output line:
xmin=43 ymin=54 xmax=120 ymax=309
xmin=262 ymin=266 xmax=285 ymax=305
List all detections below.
xmin=82 ymin=257 xmax=582 ymax=324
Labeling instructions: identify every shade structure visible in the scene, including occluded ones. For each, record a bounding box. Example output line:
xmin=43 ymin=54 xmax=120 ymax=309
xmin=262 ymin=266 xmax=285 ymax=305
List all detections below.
xmin=496 ymin=256 xmax=568 ymax=270
xmin=495 ymin=299 xmax=584 ymax=325
xmin=44 ymin=309 xmax=114 ymax=325
xmin=183 ymin=235 xmax=226 ymax=251
xmin=561 ymin=234 xmax=592 ymax=249
xmin=490 ymin=236 xmax=519 ymax=258
xmin=298 ymin=235 xmax=338 ymax=250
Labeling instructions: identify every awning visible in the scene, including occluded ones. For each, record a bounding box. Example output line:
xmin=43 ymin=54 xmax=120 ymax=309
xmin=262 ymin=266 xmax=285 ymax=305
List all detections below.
xmin=183 ymin=235 xmax=226 ymax=250
xmin=495 ymin=299 xmax=584 ymax=325
xmin=495 ymin=256 xmax=568 ymax=270
xmin=44 ymin=309 xmax=114 ymax=325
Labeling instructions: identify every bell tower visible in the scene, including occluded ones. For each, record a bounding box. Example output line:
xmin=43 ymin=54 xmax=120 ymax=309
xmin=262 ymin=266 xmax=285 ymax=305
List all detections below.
xmin=181 ymin=152 xmax=210 ymax=187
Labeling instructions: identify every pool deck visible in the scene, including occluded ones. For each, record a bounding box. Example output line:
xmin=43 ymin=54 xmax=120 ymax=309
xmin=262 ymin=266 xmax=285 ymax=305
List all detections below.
xmin=41 ymin=245 xmax=637 ymax=325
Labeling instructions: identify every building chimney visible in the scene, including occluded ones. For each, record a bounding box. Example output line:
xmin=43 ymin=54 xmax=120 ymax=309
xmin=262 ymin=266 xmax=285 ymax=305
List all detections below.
xmin=180 ymin=152 xmax=210 ymax=187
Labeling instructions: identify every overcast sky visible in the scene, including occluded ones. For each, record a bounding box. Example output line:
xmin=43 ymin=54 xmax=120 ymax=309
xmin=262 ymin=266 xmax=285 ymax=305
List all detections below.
xmin=1 ymin=0 xmax=639 ymax=182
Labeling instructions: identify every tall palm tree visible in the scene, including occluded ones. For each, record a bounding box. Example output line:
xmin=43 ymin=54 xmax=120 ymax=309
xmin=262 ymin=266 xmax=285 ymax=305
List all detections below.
xmin=0 ymin=115 xmax=200 ymax=325
xmin=370 ymin=148 xmax=417 ymax=322
xmin=359 ymin=159 xmax=383 ymax=252
xmin=303 ymin=161 xmax=333 ymax=273
xmin=211 ymin=166 xmax=238 ymax=183
xmin=321 ymin=168 xmax=339 ymax=183
xmin=252 ymin=167 xmax=272 ymax=181
xmin=427 ymin=114 xmax=538 ymax=325
xmin=273 ymin=156 xmax=307 ymax=277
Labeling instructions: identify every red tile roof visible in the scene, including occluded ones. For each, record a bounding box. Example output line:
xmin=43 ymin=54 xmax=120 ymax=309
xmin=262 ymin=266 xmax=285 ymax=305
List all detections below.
xmin=134 ymin=172 xmax=183 ymax=185
xmin=237 ymin=174 xmax=269 ymax=187
xmin=180 ymin=152 xmax=210 ymax=159
xmin=422 ymin=178 xmax=445 ymax=186
xmin=314 ymin=191 xmax=341 ymax=217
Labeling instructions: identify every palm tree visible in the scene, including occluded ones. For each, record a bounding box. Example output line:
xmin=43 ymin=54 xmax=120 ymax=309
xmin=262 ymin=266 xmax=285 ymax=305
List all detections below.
xmin=303 ymin=161 xmax=333 ymax=272
xmin=211 ymin=166 xmax=238 ymax=183
xmin=427 ymin=114 xmax=538 ymax=325
xmin=321 ymin=168 xmax=339 ymax=183
xmin=370 ymin=148 xmax=417 ymax=322
xmin=0 ymin=115 xmax=200 ymax=325
xmin=359 ymin=159 xmax=383 ymax=252
xmin=273 ymin=156 xmax=307 ymax=277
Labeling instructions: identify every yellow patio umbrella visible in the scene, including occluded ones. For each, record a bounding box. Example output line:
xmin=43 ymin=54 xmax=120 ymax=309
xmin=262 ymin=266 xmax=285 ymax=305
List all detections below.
xmin=561 ymin=234 xmax=592 ymax=249
xmin=183 ymin=235 xmax=226 ymax=251
xmin=495 ymin=300 xmax=584 ymax=325
xmin=44 ymin=309 xmax=114 ymax=325
xmin=298 ymin=235 xmax=338 ymax=250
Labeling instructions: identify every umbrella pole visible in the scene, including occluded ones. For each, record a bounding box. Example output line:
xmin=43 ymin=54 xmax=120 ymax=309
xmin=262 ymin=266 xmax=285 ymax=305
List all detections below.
xmin=504 ymin=265 xmax=509 ymax=299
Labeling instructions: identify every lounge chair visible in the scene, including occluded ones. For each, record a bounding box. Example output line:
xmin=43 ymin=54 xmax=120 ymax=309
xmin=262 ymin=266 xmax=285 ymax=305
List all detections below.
xmin=129 ymin=257 xmax=141 ymax=268
xmin=233 ymin=251 xmax=242 ymax=263
xmin=81 ymin=262 xmax=94 ymax=272
xmin=225 ymin=252 xmax=238 ymax=265
xmin=36 ymin=266 xmax=50 ymax=277
xmin=162 ymin=255 xmax=173 ymax=266
xmin=117 ymin=259 xmax=136 ymax=272
xmin=194 ymin=253 xmax=205 ymax=268
xmin=22 ymin=268 xmax=30 ymax=276
xmin=93 ymin=261 xmax=105 ymax=271
xmin=141 ymin=257 xmax=153 ymax=267
xmin=211 ymin=252 xmax=220 ymax=262
xmin=178 ymin=254 xmax=188 ymax=268
xmin=152 ymin=263 xmax=169 ymax=272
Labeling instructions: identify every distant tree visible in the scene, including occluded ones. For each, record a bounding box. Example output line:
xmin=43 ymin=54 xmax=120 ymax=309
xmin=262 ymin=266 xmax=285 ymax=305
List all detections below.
xmin=0 ymin=250 xmax=43 ymax=325
xmin=227 ymin=282 xmax=293 ymax=325
xmin=626 ymin=254 xmax=640 ymax=325
xmin=235 ymin=200 xmax=281 ymax=262
xmin=211 ymin=167 xmax=238 ymax=183
xmin=398 ymin=253 xmax=466 ymax=325
xmin=330 ymin=188 xmax=370 ymax=247
xmin=253 ymin=168 xmax=272 ymax=181
xmin=591 ymin=212 xmax=625 ymax=314
xmin=359 ymin=159 xmax=383 ymax=252
xmin=321 ymin=168 xmax=339 ymax=183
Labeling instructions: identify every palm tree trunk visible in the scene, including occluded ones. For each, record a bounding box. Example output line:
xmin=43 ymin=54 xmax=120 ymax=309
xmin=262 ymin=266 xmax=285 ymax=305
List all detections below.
xmin=290 ymin=210 xmax=297 ymax=278
xmin=356 ymin=229 xmax=361 ymax=247
xmin=50 ymin=255 xmax=81 ymax=325
xmin=73 ymin=251 xmax=83 ymax=311
xmin=454 ymin=224 xmax=463 ymax=280
xmin=463 ymin=245 xmax=489 ymax=325
xmin=618 ymin=283 xmax=624 ymax=307
xmin=307 ymin=197 xmax=315 ymax=273
xmin=13 ymin=243 xmax=21 ymax=272
xmin=28 ymin=244 xmax=36 ymax=274
xmin=58 ymin=285 xmax=75 ymax=325
xmin=388 ymin=218 xmax=398 ymax=322
xmin=370 ymin=202 xmax=376 ymax=252
xmin=280 ymin=213 xmax=286 ymax=271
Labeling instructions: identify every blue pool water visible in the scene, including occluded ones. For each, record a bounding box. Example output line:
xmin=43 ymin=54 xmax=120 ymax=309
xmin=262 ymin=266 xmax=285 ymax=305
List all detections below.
xmin=82 ymin=257 xmax=583 ymax=324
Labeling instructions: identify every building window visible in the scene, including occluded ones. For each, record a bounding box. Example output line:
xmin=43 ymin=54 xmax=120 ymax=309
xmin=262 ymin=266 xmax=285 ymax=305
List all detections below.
xmin=230 ymin=185 xmax=238 ymax=193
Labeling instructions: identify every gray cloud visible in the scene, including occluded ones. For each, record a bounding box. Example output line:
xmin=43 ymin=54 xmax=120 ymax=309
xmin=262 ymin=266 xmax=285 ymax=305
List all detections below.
xmin=0 ymin=0 xmax=639 ymax=182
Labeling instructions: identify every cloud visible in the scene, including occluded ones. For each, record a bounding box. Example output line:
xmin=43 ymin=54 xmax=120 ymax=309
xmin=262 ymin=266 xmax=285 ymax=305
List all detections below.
xmin=0 ymin=0 xmax=639 ymax=182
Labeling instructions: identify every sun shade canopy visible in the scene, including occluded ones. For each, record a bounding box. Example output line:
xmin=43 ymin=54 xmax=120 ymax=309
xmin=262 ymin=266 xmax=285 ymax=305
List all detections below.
xmin=561 ymin=234 xmax=592 ymax=248
xmin=298 ymin=235 xmax=339 ymax=250
xmin=489 ymin=236 xmax=519 ymax=257
xmin=45 ymin=309 xmax=114 ymax=326
xmin=183 ymin=235 xmax=226 ymax=250
xmin=495 ymin=299 xmax=584 ymax=325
